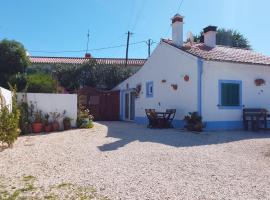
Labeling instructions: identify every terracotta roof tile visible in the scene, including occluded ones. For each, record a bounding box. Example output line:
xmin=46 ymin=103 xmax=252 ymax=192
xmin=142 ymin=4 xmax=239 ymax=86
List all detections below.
xmin=29 ymin=56 xmax=146 ymax=66
xmin=162 ymin=39 xmax=270 ymax=66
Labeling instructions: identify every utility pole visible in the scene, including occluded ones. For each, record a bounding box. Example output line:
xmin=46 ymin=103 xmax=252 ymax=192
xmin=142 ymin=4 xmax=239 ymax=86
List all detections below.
xmin=125 ymin=31 xmax=133 ymax=67
xmin=146 ymin=39 xmax=153 ymax=57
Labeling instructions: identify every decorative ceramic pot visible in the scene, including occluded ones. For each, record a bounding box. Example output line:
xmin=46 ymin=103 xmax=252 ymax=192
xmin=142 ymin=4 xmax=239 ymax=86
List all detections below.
xmin=32 ymin=123 xmax=43 ymax=133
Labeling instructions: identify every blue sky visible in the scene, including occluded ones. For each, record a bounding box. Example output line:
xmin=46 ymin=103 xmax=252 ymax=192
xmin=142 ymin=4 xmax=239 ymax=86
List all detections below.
xmin=0 ymin=0 xmax=269 ymax=58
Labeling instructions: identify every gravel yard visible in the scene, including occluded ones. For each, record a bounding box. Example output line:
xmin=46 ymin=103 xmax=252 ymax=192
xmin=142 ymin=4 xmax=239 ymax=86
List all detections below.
xmin=1 ymin=121 xmax=270 ymax=200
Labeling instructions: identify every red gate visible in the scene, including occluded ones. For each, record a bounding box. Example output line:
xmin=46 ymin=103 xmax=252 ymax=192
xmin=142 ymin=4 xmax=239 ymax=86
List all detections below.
xmin=78 ymin=87 xmax=120 ymax=121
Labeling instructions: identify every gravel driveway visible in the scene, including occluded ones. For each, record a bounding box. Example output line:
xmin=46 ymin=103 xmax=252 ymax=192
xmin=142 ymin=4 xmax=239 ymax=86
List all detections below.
xmin=1 ymin=121 xmax=270 ymax=200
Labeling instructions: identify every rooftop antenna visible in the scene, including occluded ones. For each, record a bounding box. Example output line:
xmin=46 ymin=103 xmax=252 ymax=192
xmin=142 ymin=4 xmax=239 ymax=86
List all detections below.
xmin=86 ymin=30 xmax=90 ymax=54
xmin=187 ymin=31 xmax=194 ymax=45
xmin=85 ymin=30 xmax=91 ymax=58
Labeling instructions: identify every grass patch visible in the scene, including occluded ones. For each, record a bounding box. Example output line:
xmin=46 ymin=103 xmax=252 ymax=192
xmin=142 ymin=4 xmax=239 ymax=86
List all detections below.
xmin=56 ymin=183 xmax=74 ymax=188
xmin=19 ymin=183 xmax=36 ymax=192
xmin=0 ymin=189 xmax=21 ymax=200
xmin=44 ymin=194 xmax=58 ymax=200
xmin=22 ymin=175 xmax=36 ymax=182
xmin=0 ymin=176 xmax=109 ymax=200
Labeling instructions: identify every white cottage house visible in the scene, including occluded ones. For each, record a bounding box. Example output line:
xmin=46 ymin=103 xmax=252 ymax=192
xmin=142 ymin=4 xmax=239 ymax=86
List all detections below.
xmin=114 ymin=14 xmax=270 ymax=130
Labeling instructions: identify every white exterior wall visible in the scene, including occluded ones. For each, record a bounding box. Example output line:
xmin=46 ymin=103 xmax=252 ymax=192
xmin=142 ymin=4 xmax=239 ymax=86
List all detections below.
xmin=17 ymin=93 xmax=77 ymax=128
xmin=202 ymin=61 xmax=270 ymax=122
xmin=116 ymin=42 xmax=198 ymax=122
xmin=0 ymin=87 xmax=12 ymax=110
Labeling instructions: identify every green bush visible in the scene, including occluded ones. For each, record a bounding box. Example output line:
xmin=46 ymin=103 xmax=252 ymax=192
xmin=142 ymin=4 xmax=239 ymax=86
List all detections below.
xmin=0 ymin=89 xmax=20 ymax=147
xmin=27 ymin=73 xmax=57 ymax=93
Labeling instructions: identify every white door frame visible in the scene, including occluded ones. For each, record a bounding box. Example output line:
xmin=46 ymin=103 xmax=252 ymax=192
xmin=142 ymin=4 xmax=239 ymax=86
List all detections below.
xmin=124 ymin=90 xmax=135 ymax=121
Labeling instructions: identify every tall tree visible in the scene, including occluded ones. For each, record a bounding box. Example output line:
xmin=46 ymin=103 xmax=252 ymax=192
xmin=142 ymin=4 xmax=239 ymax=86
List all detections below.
xmin=194 ymin=28 xmax=251 ymax=49
xmin=0 ymin=39 xmax=30 ymax=88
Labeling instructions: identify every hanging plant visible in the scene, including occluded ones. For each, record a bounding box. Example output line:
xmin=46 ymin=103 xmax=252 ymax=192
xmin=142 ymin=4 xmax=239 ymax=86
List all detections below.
xmin=135 ymin=84 xmax=142 ymax=97
xmin=171 ymin=84 xmax=178 ymax=90
xmin=254 ymin=78 xmax=265 ymax=86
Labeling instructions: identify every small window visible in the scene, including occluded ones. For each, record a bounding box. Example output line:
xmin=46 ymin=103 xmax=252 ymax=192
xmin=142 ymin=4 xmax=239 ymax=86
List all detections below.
xmin=146 ymin=81 xmax=153 ymax=98
xmin=219 ymin=80 xmax=242 ymax=109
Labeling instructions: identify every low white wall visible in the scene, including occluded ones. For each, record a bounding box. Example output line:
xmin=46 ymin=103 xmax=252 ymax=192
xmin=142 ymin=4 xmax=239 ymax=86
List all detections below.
xmin=0 ymin=87 xmax=12 ymax=110
xmin=17 ymin=93 xmax=77 ymax=128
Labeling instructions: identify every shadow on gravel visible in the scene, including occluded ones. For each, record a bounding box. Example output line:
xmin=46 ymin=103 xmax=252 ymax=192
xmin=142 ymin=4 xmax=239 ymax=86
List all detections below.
xmin=98 ymin=121 xmax=270 ymax=151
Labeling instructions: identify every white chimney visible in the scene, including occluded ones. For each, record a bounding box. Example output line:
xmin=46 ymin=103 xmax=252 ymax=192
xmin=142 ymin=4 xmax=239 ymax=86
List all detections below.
xmin=203 ymin=26 xmax=217 ymax=48
xmin=171 ymin=14 xmax=184 ymax=47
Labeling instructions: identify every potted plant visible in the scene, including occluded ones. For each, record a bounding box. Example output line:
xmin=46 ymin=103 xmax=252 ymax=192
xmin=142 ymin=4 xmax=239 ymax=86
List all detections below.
xmin=32 ymin=110 xmax=43 ymax=133
xmin=184 ymin=112 xmax=203 ymax=132
xmin=50 ymin=111 xmax=61 ymax=131
xmin=77 ymin=108 xmax=94 ymax=128
xmin=63 ymin=117 xmax=72 ymax=130
xmin=43 ymin=113 xmax=52 ymax=133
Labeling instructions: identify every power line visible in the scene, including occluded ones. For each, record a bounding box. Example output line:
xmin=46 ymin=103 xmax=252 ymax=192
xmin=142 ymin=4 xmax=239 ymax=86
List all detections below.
xmin=176 ymin=0 xmax=184 ymax=13
xmin=131 ymin=0 xmax=148 ymax=32
xmin=28 ymin=40 xmax=146 ymax=54
xmin=165 ymin=0 xmax=185 ymax=37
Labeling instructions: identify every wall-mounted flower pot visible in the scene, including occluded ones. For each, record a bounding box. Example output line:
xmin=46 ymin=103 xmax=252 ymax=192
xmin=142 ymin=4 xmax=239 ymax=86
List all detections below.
xmin=32 ymin=123 xmax=43 ymax=134
xmin=44 ymin=124 xmax=52 ymax=133
xmin=171 ymin=84 xmax=178 ymax=90
xmin=255 ymin=79 xmax=265 ymax=86
xmin=63 ymin=120 xmax=71 ymax=130
xmin=135 ymin=84 xmax=142 ymax=98
xmin=52 ymin=121 xmax=60 ymax=131
xmin=184 ymin=75 xmax=190 ymax=82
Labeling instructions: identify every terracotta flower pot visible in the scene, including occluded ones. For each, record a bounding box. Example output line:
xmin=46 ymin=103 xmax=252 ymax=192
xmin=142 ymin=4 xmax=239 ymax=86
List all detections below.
xmin=52 ymin=121 xmax=60 ymax=131
xmin=32 ymin=123 xmax=43 ymax=133
xmin=44 ymin=124 xmax=52 ymax=133
xmin=63 ymin=121 xmax=71 ymax=130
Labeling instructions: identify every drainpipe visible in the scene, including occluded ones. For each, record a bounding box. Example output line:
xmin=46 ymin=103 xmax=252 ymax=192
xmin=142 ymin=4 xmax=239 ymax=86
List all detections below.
xmin=197 ymin=58 xmax=203 ymax=116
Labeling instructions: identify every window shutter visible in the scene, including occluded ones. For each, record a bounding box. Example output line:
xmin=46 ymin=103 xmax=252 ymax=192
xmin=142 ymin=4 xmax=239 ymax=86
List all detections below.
xmin=221 ymin=83 xmax=240 ymax=106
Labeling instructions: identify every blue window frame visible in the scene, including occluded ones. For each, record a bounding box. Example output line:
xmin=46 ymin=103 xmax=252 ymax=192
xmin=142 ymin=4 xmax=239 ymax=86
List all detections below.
xmin=146 ymin=81 xmax=153 ymax=98
xmin=218 ymin=80 xmax=242 ymax=109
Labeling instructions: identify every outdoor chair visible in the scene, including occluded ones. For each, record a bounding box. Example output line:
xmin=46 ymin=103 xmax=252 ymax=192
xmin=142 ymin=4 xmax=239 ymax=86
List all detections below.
xmin=166 ymin=109 xmax=176 ymax=128
xmin=145 ymin=109 xmax=158 ymax=128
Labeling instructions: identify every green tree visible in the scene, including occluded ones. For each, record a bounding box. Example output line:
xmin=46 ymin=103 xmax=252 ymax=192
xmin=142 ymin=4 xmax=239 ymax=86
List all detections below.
xmin=194 ymin=28 xmax=251 ymax=49
xmin=0 ymin=39 xmax=30 ymax=88
xmin=53 ymin=60 xmax=134 ymax=91
xmin=27 ymin=73 xmax=57 ymax=93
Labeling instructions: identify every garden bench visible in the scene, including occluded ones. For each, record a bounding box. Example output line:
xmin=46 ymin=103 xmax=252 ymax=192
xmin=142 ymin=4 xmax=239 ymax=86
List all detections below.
xmin=243 ymin=108 xmax=269 ymax=131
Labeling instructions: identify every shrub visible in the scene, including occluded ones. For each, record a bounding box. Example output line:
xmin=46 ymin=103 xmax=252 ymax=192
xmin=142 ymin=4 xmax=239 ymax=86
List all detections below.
xmin=27 ymin=73 xmax=57 ymax=93
xmin=184 ymin=112 xmax=203 ymax=132
xmin=18 ymin=101 xmax=30 ymax=135
xmin=0 ymin=88 xmax=20 ymax=147
xmin=77 ymin=107 xmax=94 ymax=128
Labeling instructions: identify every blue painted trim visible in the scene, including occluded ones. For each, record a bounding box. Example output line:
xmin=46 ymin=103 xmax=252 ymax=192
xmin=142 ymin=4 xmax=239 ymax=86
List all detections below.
xmin=197 ymin=58 xmax=203 ymax=115
xmin=134 ymin=116 xmax=270 ymax=131
xmin=120 ymin=90 xmax=124 ymax=120
xmin=204 ymin=121 xmax=243 ymax=131
xmin=135 ymin=116 xmax=185 ymax=128
xmin=146 ymin=81 xmax=154 ymax=98
xmin=218 ymin=80 xmax=243 ymax=109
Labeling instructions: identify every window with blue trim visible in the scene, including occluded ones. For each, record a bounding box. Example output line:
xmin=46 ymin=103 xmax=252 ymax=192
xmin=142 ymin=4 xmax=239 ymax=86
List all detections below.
xmin=218 ymin=80 xmax=242 ymax=109
xmin=146 ymin=81 xmax=153 ymax=97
